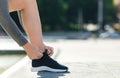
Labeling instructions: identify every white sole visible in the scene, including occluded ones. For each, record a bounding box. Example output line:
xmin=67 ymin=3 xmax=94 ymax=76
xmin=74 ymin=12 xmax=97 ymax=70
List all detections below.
xmin=31 ymin=66 xmax=67 ymax=72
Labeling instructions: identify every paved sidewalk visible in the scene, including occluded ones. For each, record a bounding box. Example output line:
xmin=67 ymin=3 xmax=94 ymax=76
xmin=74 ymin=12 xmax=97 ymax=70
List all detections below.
xmin=37 ymin=62 xmax=120 ymax=78
xmin=1 ymin=39 xmax=120 ymax=78
xmin=38 ymin=40 xmax=120 ymax=78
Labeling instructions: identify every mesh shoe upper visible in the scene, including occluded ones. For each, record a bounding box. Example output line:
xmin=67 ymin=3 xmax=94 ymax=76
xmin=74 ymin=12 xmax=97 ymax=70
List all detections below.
xmin=32 ymin=50 xmax=68 ymax=70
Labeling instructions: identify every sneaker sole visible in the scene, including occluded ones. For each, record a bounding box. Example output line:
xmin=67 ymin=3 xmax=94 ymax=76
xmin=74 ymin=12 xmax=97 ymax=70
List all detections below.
xmin=31 ymin=66 xmax=67 ymax=72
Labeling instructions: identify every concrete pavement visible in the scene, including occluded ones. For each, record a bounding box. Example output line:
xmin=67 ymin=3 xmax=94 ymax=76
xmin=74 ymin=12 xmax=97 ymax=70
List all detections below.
xmin=1 ymin=39 xmax=120 ymax=78
xmin=56 ymin=39 xmax=120 ymax=62
xmin=37 ymin=40 xmax=120 ymax=78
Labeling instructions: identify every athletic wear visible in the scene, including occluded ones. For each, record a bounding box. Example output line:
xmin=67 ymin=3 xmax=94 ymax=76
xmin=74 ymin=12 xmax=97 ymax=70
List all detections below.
xmin=31 ymin=50 xmax=68 ymax=72
xmin=0 ymin=0 xmax=28 ymax=46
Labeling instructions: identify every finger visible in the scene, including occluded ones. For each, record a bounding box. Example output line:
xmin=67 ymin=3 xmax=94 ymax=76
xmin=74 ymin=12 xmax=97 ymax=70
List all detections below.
xmin=47 ymin=49 xmax=51 ymax=55
xmin=48 ymin=47 xmax=54 ymax=52
xmin=48 ymin=46 xmax=54 ymax=51
xmin=51 ymin=47 xmax=54 ymax=51
xmin=48 ymin=50 xmax=53 ymax=56
xmin=50 ymin=49 xmax=54 ymax=55
xmin=49 ymin=51 xmax=54 ymax=56
xmin=44 ymin=46 xmax=54 ymax=55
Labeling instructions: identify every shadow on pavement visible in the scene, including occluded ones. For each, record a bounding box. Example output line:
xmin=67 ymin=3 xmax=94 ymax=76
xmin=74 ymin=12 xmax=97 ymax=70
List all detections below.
xmin=37 ymin=71 xmax=70 ymax=78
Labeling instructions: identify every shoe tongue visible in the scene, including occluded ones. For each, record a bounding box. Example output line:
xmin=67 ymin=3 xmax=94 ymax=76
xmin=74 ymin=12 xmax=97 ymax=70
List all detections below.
xmin=43 ymin=49 xmax=48 ymax=55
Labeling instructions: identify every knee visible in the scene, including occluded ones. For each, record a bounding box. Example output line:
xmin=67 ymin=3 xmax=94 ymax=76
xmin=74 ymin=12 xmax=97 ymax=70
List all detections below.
xmin=0 ymin=14 xmax=11 ymax=24
xmin=0 ymin=8 xmax=9 ymax=16
xmin=0 ymin=12 xmax=9 ymax=20
xmin=0 ymin=11 xmax=11 ymax=23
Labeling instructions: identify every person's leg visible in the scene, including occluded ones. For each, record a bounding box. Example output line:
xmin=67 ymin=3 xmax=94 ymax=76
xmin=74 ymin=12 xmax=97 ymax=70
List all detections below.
xmin=8 ymin=0 xmax=68 ymax=72
xmin=9 ymin=0 xmax=53 ymax=54
xmin=21 ymin=0 xmax=44 ymax=50
xmin=0 ymin=0 xmax=28 ymax=46
xmin=9 ymin=0 xmax=44 ymax=51
xmin=0 ymin=0 xmax=43 ymax=60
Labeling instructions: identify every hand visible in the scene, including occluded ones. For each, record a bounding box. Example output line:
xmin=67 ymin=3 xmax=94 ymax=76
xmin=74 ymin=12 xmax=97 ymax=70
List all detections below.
xmin=23 ymin=42 xmax=43 ymax=60
xmin=44 ymin=44 xmax=54 ymax=56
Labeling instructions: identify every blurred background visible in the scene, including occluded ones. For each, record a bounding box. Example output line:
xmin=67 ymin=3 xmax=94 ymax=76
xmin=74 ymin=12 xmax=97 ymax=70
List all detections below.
xmin=0 ymin=0 xmax=120 ymax=38
xmin=1 ymin=0 xmax=120 ymax=77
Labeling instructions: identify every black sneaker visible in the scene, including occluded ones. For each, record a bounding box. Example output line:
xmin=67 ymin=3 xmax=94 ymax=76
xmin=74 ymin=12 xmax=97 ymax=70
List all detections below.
xmin=31 ymin=50 xmax=68 ymax=72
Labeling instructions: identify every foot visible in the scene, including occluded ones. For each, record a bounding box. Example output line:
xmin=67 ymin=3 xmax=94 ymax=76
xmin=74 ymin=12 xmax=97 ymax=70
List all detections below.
xmin=31 ymin=50 xmax=68 ymax=72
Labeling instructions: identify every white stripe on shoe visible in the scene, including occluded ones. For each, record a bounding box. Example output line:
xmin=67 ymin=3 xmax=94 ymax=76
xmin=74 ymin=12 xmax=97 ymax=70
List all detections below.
xmin=31 ymin=66 xmax=67 ymax=72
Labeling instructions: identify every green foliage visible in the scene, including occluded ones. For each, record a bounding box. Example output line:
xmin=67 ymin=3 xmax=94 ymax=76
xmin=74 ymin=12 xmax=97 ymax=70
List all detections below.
xmin=11 ymin=0 xmax=116 ymax=32
xmin=104 ymin=0 xmax=116 ymax=23
xmin=37 ymin=0 xmax=68 ymax=31
xmin=37 ymin=0 xmax=99 ymax=31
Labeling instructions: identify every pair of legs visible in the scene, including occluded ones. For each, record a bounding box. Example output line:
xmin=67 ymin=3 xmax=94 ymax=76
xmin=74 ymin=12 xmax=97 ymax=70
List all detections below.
xmin=9 ymin=0 xmax=43 ymax=48
xmin=0 ymin=0 xmax=68 ymax=72
xmin=8 ymin=0 xmax=53 ymax=59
